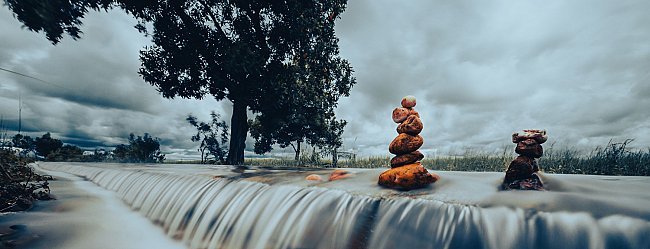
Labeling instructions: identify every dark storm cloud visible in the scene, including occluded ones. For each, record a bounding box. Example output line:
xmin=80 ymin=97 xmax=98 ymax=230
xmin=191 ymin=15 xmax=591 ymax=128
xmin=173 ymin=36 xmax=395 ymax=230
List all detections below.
xmin=335 ymin=0 xmax=650 ymax=155
xmin=2 ymin=1 xmax=650 ymax=159
xmin=0 ymin=8 xmax=224 ymax=158
xmin=0 ymin=9 xmax=159 ymax=113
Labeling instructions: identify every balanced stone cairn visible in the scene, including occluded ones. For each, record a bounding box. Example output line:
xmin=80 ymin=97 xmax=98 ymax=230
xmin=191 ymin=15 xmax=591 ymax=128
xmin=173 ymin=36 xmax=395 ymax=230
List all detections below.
xmin=502 ymin=129 xmax=547 ymax=190
xmin=378 ymin=96 xmax=440 ymax=190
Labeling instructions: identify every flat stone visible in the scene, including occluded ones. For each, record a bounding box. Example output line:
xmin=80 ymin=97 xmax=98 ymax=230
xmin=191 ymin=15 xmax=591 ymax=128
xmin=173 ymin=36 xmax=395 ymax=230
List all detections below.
xmin=390 ymin=151 xmax=424 ymax=168
xmin=378 ymin=162 xmax=439 ymax=190
xmin=389 ymin=134 xmax=424 ymax=155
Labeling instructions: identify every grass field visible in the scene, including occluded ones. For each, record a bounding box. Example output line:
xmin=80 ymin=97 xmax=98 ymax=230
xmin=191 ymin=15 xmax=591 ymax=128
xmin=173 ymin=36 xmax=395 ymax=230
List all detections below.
xmin=242 ymin=139 xmax=650 ymax=176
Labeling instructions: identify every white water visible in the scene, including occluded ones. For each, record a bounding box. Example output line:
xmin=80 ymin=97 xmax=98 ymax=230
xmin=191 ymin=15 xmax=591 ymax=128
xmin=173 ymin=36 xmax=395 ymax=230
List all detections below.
xmin=22 ymin=162 xmax=650 ymax=249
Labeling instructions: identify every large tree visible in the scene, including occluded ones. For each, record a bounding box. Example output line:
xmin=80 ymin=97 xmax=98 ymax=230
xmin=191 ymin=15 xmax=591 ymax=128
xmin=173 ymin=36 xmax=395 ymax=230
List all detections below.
xmin=5 ymin=0 xmax=356 ymax=165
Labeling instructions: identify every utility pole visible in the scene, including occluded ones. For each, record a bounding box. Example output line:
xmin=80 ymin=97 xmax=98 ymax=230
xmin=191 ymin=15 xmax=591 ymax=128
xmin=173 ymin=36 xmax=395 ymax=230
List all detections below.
xmin=18 ymin=92 xmax=22 ymax=134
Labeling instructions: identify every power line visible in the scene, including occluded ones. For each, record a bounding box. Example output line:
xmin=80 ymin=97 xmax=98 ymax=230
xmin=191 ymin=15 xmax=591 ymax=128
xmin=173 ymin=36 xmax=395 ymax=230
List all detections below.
xmin=0 ymin=67 xmax=67 ymax=89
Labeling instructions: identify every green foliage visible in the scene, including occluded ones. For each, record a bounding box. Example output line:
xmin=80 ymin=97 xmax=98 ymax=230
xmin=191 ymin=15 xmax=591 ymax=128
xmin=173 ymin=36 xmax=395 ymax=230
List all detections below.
xmin=187 ymin=111 xmax=229 ymax=164
xmin=11 ymin=134 xmax=34 ymax=151
xmin=4 ymin=0 xmax=356 ymax=165
xmin=1 ymin=148 xmax=52 ymax=213
xmin=246 ymin=140 xmax=650 ymax=176
xmin=541 ymin=139 xmax=650 ymax=176
xmin=112 ymin=133 xmax=165 ymax=163
xmin=34 ymin=132 xmax=62 ymax=158
xmin=46 ymin=144 xmax=83 ymax=162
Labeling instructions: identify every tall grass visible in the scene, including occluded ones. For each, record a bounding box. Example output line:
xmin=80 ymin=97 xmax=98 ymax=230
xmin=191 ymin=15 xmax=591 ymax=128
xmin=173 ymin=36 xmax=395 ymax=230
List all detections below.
xmin=245 ymin=140 xmax=650 ymax=176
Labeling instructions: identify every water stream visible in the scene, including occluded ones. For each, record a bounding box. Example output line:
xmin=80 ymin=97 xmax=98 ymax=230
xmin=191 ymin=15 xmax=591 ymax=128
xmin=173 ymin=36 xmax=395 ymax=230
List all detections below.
xmin=36 ymin=163 xmax=650 ymax=249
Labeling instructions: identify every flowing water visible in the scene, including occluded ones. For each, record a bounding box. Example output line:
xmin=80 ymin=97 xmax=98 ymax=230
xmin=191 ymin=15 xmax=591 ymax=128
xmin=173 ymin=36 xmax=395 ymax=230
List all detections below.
xmin=25 ymin=162 xmax=650 ymax=249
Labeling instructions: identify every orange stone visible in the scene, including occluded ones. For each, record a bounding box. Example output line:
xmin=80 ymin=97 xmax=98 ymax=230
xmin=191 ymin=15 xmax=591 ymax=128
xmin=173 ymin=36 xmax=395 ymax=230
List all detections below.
xmin=329 ymin=169 xmax=351 ymax=181
xmin=306 ymin=174 xmax=322 ymax=181
xmin=392 ymin=107 xmax=411 ymax=123
xmin=378 ymin=162 xmax=438 ymax=190
xmin=396 ymin=115 xmax=423 ymax=135
xmin=389 ymin=133 xmax=424 ymax=155
xmin=390 ymin=150 xmax=424 ymax=168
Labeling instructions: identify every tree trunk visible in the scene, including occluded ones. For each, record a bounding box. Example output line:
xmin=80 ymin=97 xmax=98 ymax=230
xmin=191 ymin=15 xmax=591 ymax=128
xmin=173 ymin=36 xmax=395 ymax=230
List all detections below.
xmin=226 ymin=100 xmax=248 ymax=165
xmin=294 ymin=141 xmax=301 ymax=161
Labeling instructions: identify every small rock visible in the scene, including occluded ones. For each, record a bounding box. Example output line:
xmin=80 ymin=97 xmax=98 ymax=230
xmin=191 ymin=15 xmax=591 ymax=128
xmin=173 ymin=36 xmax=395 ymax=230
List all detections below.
xmin=515 ymin=139 xmax=544 ymax=158
xmin=503 ymin=156 xmax=538 ymax=183
xmin=329 ymin=169 xmax=351 ymax=181
xmin=389 ymin=133 xmax=424 ymax=155
xmin=512 ymin=129 xmax=547 ymax=144
xmin=396 ymin=115 xmax=423 ymax=135
xmin=401 ymin=95 xmax=417 ymax=108
xmin=392 ymin=107 xmax=411 ymax=123
xmin=390 ymin=151 xmax=424 ymax=168
xmin=305 ymin=174 xmax=322 ymax=181
xmin=503 ymin=173 xmax=544 ymax=191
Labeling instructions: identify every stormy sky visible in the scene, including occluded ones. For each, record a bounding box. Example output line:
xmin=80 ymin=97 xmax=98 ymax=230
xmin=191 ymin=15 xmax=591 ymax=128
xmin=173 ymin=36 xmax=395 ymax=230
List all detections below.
xmin=1 ymin=1 xmax=649 ymax=159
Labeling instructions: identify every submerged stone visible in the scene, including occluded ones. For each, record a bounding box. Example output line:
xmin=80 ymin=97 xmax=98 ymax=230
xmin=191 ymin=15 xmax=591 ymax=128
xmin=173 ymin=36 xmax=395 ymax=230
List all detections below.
xmin=329 ymin=169 xmax=351 ymax=181
xmin=306 ymin=174 xmax=323 ymax=181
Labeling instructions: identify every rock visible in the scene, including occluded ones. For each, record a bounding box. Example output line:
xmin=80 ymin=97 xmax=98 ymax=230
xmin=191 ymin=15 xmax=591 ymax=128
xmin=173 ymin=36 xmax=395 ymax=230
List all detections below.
xmin=502 ymin=129 xmax=548 ymax=191
xmin=515 ymin=139 xmax=544 ymax=158
xmin=392 ymin=107 xmax=420 ymax=123
xmin=408 ymin=108 xmax=420 ymax=118
xmin=389 ymin=133 xmax=424 ymax=155
xmin=390 ymin=151 xmax=424 ymax=168
xmin=378 ymin=162 xmax=437 ymax=190
xmin=396 ymin=115 xmax=423 ymax=135
xmin=306 ymin=174 xmax=322 ymax=181
xmin=401 ymin=95 xmax=417 ymax=108
xmin=392 ymin=107 xmax=411 ymax=123
xmin=503 ymin=156 xmax=538 ymax=183
xmin=512 ymin=129 xmax=547 ymax=144
xmin=329 ymin=169 xmax=351 ymax=181
xmin=502 ymin=173 xmax=544 ymax=191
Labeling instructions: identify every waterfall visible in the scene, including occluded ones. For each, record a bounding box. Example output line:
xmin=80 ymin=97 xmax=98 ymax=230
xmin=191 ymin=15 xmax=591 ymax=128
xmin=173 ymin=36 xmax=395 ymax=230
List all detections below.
xmin=38 ymin=163 xmax=650 ymax=249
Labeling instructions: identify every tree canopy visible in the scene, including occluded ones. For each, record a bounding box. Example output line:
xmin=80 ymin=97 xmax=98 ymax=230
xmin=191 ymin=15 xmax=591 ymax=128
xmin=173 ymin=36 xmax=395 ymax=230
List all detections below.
xmin=112 ymin=133 xmax=165 ymax=163
xmin=5 ymin=0 xmax=356 ymax=164
xmin=34 ymin=132 xmax=62 ymax=158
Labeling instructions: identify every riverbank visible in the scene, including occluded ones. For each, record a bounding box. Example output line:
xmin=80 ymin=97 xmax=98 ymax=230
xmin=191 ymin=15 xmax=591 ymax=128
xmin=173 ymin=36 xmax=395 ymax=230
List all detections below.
xmin=0 ymin=165 xmax=184 ymax=249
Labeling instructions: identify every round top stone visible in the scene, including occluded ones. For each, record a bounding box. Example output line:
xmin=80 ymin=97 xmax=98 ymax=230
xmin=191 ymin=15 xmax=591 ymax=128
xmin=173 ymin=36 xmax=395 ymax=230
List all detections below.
xmin=401 ymin=95 xmax=416 ymax=108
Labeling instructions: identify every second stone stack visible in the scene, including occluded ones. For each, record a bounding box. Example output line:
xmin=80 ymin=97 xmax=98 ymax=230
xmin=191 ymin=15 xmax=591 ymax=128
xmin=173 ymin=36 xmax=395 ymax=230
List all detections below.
xmin=378 ymin=96 xmax=440 ymax=190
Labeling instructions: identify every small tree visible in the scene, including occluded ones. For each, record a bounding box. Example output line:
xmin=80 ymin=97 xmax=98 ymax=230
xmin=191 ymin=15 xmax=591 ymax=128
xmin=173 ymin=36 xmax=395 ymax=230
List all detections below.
xmin=111 ymin=133 xmax=165 ymax=163
xmin=11 ymin=134 xmax=34 ymax=151
xmin=34 ymin=133 xmax=62 ymax=158
xmin=112 ymin=144 xmax=131 ymax=162
xmin=47 ymin=144 xmax=83 ymax=161
xmin=187 ymin=112 xmax=229 ymax=164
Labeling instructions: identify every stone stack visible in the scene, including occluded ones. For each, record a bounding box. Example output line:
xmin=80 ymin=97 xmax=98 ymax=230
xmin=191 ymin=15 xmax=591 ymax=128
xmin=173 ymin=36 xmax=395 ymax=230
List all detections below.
xmin=502 ymin=129 xmax=547 ymax=190
xmin=378 ymin=96 xmax=439 ymax=190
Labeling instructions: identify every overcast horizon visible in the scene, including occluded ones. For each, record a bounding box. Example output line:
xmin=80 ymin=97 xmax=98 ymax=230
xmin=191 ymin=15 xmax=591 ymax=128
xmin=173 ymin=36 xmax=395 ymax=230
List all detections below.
xmin=1 ymin=1 xmax=649 ymax=160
